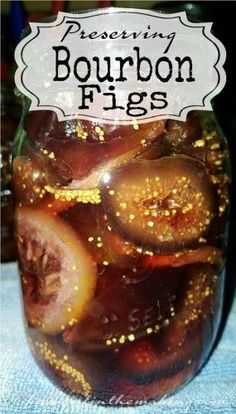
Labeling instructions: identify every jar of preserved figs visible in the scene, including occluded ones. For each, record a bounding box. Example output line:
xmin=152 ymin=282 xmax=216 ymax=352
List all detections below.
xmin=13 ymin=103 xmax=230 ymax=404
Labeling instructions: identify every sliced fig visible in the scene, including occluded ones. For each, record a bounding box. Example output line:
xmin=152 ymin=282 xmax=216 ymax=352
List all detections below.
xmin=102 ymin=155 xmax=216 ymax=252
xmin=110 ymin=360 xmax=196 ymax=403
xmin=16 ymin=207 xmax=97 ymax=334
xmin=118 ymin=263 xmax=218 ymax=383
xmin=25 ymin=110 xmax=165 ymax=145
xmin=27 ymin=118 xmax=165 ymax=185
xmin=102 ymin=262 xmax=221 ymax=403
xmin=118 ymin=335 xmax=200 ymax=384
xmin=63 ymin=265 xmax=189 ymax=351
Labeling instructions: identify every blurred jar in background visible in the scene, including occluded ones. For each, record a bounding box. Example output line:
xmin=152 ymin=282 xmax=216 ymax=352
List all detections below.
xmin=1 ymin=37 xmax=20 ymax=262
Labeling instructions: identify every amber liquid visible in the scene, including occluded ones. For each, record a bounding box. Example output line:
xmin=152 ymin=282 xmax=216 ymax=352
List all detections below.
xmin=14 ymin=111 xmax=229 ymax=404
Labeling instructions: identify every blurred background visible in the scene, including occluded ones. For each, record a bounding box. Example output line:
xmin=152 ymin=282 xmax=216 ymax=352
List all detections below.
xmin=1 ymin=1 xmax=235 ymax=311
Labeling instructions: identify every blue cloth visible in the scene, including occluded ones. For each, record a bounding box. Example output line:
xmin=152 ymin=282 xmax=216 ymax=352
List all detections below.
xmin=1 ymin=262 xmax=236 ymax=414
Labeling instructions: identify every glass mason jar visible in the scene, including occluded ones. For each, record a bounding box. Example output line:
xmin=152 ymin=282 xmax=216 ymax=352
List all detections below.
xmin=13 ymin=14 xmax=230 ymax=404
xmin=13 ymin=104 xmax=230 ymax=404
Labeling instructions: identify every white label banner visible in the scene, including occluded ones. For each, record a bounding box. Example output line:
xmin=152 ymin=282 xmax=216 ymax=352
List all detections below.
xmin=15 ymin=8 xmax=226 ymax=124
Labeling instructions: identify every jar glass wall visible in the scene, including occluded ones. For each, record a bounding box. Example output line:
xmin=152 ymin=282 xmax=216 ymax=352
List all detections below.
xmin=12 ymin=103 xmax=230 ymax=404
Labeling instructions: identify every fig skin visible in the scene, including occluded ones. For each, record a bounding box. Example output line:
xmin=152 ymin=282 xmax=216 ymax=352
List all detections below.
xmin=101 ymin=155 xmax=216 ymax=253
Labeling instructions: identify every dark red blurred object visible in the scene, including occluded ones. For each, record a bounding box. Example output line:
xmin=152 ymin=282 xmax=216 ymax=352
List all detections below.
xmin=52 ymin=1 xmax=66 ymax=13
xmin=97 ymin=1 xmax=113 ymax=8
